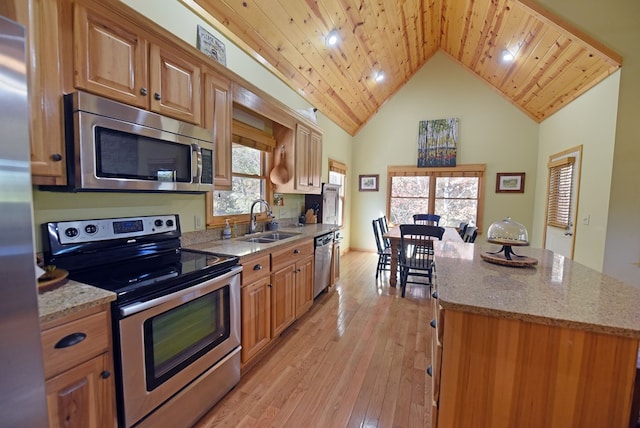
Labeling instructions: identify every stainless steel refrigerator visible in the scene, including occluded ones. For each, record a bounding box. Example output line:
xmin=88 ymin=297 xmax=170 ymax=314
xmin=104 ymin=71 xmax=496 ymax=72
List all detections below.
xmin=0 ymin=15 xmax=49 ymax=427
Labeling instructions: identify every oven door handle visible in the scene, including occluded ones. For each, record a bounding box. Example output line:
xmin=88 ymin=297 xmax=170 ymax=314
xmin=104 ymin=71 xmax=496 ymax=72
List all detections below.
xmin=119 ymin=266 xmax=242 ymax=317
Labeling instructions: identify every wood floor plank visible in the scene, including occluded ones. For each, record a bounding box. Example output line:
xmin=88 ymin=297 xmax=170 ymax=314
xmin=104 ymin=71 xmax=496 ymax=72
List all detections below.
xmin=194 ymin=251 xmax=433 ymax=428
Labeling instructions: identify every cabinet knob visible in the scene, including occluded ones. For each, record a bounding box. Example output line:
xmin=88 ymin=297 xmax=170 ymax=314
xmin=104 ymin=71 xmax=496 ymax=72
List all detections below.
xmin=426 ymin=365 xmax=433 ymax=377
xmin=140 ymin=87 xmax=148 ymax=96
xmin=154 ymin=92 xmax=161 ymax=101
xmin=101 ymin=370 xmax=111 ymax=379
xmin=293 ymin=249 xmax=300 ymax=254
xmin=432 ymin=291 xmax=438 ymax=299
xmin=430 ymin=319 xmax=437 ymax=329
xmin=51 ymin=153 xmax=62 ymax=162
xmin=253 ymin=264 xmax=263 ymax=271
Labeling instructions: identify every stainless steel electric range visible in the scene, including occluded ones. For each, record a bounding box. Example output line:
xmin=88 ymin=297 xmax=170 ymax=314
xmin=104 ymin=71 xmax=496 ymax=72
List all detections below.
xmin=42 ymin=214 xmax=242 ymax=428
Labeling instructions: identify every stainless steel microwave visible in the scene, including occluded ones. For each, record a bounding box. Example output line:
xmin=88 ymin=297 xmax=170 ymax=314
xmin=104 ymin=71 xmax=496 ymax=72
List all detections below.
xmin=46 ymin=91 xmax=214 ymax=193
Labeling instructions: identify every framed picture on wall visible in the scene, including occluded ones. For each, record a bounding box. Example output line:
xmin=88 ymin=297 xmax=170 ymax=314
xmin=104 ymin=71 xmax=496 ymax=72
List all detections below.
xmin=359 ymin=174 xmax=379 ymax=192
xmin=496 ymin=172 xmax=525 ymax=193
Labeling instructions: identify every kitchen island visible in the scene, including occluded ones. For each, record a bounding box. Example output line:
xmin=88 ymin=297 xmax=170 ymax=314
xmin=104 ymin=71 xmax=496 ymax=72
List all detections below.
xmin=430 ymin=240 xmax=640 ymax=427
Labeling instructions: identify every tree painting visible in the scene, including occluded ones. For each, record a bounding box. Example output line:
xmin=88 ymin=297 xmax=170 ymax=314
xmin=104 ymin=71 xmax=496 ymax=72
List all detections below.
xmin=417 ymin=118 xmax=459 ymax=167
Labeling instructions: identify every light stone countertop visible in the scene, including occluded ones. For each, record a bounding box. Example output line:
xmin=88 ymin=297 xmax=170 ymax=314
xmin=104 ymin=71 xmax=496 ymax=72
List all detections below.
xmin=183 ymin=223 xmax=339 ymax=258
xmin=434 ymin=240 xmax=640 ymax=338
xmin=38 ymin=280 xmax=116 ymax=324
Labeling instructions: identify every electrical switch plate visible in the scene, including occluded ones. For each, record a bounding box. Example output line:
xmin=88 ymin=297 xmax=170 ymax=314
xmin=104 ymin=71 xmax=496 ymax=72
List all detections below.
xmin=582 ymin=214 xmax=590 ymax=225
xmin=194 ymin=215 xmax=203 ymax=230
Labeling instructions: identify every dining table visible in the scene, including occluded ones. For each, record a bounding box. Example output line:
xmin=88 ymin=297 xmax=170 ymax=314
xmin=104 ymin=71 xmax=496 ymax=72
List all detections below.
xmin=382 ymin=225 xmax=464 ymax=287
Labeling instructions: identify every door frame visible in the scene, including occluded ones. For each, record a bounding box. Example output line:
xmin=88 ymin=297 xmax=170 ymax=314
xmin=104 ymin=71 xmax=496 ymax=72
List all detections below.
xmin=542 ymin=145 xmax=583 ymax=259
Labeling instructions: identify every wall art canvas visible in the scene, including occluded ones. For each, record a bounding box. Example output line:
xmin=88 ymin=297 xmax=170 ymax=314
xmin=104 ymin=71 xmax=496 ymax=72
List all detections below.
xmin=417 ymin=118 xmax=459 ymax=167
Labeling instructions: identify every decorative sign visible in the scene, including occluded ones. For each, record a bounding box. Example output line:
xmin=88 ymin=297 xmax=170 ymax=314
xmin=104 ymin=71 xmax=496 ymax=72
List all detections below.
xmin=417 ymin=118 xmax=459 ymax=167
xmin=197 ymin=25 xmax=226 ymax=66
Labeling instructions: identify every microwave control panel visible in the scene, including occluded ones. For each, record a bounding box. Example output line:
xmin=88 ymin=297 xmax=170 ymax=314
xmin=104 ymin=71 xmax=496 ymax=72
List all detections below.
xmin=55 ymin=215 xmax=178 ymax=244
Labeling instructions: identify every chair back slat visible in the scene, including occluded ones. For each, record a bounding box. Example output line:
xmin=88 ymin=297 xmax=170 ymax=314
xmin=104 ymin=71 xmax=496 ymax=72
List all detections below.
xmin=413 ymin=213 xmax=441 ymax=226
xmin=372 ymin=219 xmax=385 ymax=253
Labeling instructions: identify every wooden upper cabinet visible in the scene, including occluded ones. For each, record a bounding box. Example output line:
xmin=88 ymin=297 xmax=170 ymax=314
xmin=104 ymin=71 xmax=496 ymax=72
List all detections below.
xmin=272 ymin=122 xmax=323 ymax=194
xmin=204 ymin=71 xmax=232 ymax=189
xmin=295 ymin=123 xmax=322 ymax=194
xmin=10 ymin=0 xmax=66 ymax=185
xmin=149 ymin=44 xmax=201 ymax=124
xmin=73 ymin=3 xmax=202 ymax=125
xmin=73 ymin=3 xmax=148 ymax=108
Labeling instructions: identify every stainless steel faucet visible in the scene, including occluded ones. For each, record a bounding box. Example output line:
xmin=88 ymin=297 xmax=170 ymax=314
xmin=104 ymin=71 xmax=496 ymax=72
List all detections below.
xmin=249 ymin=198 xmax=272 ymax=234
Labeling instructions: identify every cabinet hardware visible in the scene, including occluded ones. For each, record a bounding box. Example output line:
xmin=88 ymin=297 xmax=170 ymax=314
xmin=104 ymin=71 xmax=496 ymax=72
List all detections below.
xmin=293 ymin=249 xmax=300 ymax=254
xmin=140 ymin=87 xmax=148 ymax=96
xmin=54 ymin=332 xmax=87 ymax=349
xmin=426 ymin=365 xmax=433 ymax=377
xmin=101 ymin=370 xmax=111 ymax=379
xmin=51 ymin=153 xmax=62 ymax=162
xmin=430 ymin=319 xmax=437 ymax=329
xmin=253 ymin=264 xmax=262 ymax=270
xmin=154 ymin=92 xmax=161 ymax=100
xmin=432 ymin=291 xmax=438 ymax=299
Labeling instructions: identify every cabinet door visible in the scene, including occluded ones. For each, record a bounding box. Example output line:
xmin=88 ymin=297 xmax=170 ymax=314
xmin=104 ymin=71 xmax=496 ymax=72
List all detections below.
xmin=309 ymin=130 xmax=323 ymax=191
xmin=73 ymin=3 xmax=148 ymax=108
xmin=149 ymin=44 xmax=202 ymax=125
xmin=294 ymin=255 xmax=314 ymax=318
xmin=295 ymin=124 xmax=312 ymax=191
xmin=46 ymin=353 xmax=115 ymax=428
xmin=271 ymin=264 xmax=296 ymax=337
xmin=12 ymin=0 xmax=67 ymax=184
xmin=204 ymin=71 xmax=232 ymax=189
xmin=241 ymin=277 xmax=271 ymax=364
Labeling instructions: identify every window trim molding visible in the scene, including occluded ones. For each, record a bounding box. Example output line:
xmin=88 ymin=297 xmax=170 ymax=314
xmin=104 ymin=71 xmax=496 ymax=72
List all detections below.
xmin=386 ymin=164 xmax=486 ymax=230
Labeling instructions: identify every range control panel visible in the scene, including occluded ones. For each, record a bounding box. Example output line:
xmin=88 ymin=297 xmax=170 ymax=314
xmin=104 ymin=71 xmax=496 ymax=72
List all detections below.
xmin=55 ymin=215 xmax=179 ymax=244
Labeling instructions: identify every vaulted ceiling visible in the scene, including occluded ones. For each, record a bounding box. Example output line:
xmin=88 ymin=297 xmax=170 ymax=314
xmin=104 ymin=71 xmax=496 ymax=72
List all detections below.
xmin=182 ymin=0 xmax=621 ymax=136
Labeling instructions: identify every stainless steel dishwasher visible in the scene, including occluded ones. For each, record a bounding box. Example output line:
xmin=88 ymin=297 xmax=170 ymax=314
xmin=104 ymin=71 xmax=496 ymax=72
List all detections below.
xmin=314 ymin=232 xmax=334 ymax=298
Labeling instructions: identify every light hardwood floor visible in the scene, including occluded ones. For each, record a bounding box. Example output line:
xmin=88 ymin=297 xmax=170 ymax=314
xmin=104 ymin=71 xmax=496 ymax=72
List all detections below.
xmin=195 ymin=251 xmax=434 ymax=428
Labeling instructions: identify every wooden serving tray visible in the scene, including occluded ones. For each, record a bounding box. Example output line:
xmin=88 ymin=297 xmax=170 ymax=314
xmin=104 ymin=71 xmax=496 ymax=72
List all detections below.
xmin=38 ymin=268 xmax=69 ymax=293
xmin=480 ymin=252 xmax=538 ymax=267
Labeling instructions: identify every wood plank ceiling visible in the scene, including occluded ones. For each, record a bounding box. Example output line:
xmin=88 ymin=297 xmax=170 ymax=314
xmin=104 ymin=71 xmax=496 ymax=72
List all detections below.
xmin=183 ymin=0 xmax=621 ymax=136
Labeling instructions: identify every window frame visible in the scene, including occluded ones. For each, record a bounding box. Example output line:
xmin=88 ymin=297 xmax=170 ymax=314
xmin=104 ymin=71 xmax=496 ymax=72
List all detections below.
xmin=206 ymin=143 xmax=273 ymax=228
xmin=546 ymin=157 xmax=575 ymax=229
xmin=386 ymin=164 xmax=486 ymax=230
xmin=328 ymin=158 xmax=347 ymax=226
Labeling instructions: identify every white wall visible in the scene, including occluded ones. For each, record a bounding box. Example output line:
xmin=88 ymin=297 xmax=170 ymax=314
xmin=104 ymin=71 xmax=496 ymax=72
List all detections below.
xmin=531 ymin=72 xmax=620 ymax=271
xmin=350 ymin=52 xmax=539 ymax=251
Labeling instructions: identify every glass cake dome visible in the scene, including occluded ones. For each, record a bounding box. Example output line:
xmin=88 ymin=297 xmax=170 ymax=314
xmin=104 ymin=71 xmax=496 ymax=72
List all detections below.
xmin=487 ymin=217 xmax=529 ymax=245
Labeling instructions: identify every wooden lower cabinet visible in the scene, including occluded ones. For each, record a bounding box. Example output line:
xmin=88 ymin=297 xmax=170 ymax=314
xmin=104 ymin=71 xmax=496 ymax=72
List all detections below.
xmin=240 ymin=240 xmax=314 ymax=367
xmin=433 ymin=308 xmax=640 ymax=427
xmin=46 ymin=353 xmax=113 ymax=428
xmin=41 ymin=305 xmax=116 ymax=428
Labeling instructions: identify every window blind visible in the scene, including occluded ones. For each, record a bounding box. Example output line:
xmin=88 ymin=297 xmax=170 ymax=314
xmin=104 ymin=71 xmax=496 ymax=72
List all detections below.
xmin=547 ymin=157 xmax=575 ymax=228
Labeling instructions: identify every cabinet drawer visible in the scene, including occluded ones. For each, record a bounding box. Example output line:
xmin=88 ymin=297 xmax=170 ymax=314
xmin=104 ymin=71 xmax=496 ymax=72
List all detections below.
xmin=241 ymin=253 xmax=271 ymax=286
xmin=271 ymin=240 xmax=313 ymax=272
xmin=42 ymin=311 xmax=109 ymax=379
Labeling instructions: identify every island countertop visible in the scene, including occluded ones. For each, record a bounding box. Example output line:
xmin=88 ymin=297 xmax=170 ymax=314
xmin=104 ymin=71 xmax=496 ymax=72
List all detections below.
xmin=434 ymin=241 xmax=640 ymax=338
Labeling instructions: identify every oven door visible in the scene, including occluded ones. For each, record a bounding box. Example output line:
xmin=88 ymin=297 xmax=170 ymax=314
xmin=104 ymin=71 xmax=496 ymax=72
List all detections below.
xmin=116 ymin=266 xmax=241 ymax=428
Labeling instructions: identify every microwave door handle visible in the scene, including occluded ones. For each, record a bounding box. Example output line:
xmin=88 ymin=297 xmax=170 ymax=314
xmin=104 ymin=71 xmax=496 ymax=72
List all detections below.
xmin=192 ymin=143 xmax=202 ymax=183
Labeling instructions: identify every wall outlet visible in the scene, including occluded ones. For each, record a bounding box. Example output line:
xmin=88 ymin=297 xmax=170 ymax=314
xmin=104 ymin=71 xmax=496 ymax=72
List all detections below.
xmin=194 ymin=215 xmax=203 ymax=230
xmin=582 ymin=214 xmax=590 ymax=225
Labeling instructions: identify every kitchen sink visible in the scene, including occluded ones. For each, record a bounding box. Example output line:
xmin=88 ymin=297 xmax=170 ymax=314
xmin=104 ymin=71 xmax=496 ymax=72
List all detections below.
xmin=239 ymin=232 xmax=301 ymax=243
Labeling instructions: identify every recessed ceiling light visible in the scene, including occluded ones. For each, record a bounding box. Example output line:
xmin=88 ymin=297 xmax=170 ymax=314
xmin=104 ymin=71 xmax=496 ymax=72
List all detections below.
xmin=326 ymin=30 xmax=339 ymax=47
xmin=374 ymin=72 xmax=385 ymax=82
xmin=502 ymin=50 xmax=515 ymax=62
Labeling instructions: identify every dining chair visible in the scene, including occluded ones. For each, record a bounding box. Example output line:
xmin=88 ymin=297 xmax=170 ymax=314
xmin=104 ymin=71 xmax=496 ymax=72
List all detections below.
xmin=372 ymin=219 xmax=392 ymax=278
xmin=463 ymin=226 xmax=478 ymax=243
xmin=413 ymin=213 xmax=441 ymax=226
xmin=398 ymin=224 xmax=445 ymax=297
xmin=458 ymin=222 xmax=468 ymax=238
xmin=377 ymin=217 xmax=391 ymax=249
